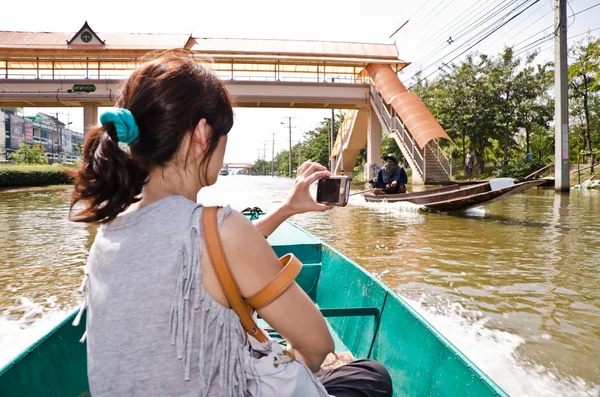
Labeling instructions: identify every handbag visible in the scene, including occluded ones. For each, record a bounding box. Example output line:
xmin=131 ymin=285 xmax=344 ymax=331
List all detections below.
xmin=202 ymin=206 xmax=331 ymax=397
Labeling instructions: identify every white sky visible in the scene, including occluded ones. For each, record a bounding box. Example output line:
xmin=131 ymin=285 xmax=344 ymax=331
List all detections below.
xmin=6 ymin=0 xmax=598 ymax=163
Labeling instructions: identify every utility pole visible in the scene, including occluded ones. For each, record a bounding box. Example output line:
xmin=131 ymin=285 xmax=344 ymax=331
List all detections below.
xmin=339 ymin=110 xmax=345 ymax=176
xmin=554 ymin=0 xmax=569 ymax=192
xmin=55 ymin=112 xmax=62 ymax=164
xmin=281 ymin=117 xmax=295 ymax=177
xmin=271 ymin=132 xmax=275 ymax=177
xmin=263 ymin=142 xmax=267 ymax=176
xmin=330 ymin=108 xmax=334 ymax=171
xmin=256 ymin=149 xmax=260 ymax=175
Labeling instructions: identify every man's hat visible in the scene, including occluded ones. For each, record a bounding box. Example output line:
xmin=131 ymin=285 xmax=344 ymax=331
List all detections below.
xmin=383 ymin=153 xmax=398 ymax=163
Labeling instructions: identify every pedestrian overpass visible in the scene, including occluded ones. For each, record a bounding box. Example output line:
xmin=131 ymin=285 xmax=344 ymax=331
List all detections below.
xmin=0 ymin=22 xmax=452 ymax=183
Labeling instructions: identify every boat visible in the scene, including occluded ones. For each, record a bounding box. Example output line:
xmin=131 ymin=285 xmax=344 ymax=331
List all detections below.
xmin=0 ymin=218 xmax=508 ymax=397
xmin=364 ymin=178 xmax=546 ymax=212
xmin=219 ymin=167 xmax=229 ymax=176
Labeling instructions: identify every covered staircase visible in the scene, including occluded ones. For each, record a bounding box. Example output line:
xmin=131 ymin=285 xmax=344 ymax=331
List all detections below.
xmin=331 ymin=64 xmax=453 ymax=184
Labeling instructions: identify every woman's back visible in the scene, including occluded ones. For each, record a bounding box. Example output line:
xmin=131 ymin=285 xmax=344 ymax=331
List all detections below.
xmin=85 ymin=196 xmax=245 ymax=397
xmin=70 ymin=51 xmax=391 ymax=397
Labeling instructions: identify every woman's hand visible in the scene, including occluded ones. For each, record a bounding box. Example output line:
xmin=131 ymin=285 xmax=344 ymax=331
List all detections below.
xmin=252 ymin=161 xmax=332 ymax=239
xmin=284 ymin=160 xmax=332 ymax=215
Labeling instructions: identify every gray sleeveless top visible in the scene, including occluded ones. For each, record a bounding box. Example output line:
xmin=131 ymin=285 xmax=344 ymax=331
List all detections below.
xmin=76 ymin=196 xmax=247 ymax=397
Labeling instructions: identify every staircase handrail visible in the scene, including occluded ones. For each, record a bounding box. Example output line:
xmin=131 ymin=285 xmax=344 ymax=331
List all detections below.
xmin=368 ymin=84 xmax=425 ymax=177
xmin=426 ymin=140 xmax=452 ymax=176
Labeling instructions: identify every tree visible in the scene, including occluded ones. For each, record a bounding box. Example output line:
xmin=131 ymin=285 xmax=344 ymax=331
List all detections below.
xmin=418 ymin=54 xmax=498 ymax=173
xmin=9 ymin=143 xmax=48 ymax=165
xmin=487 ymin=48 xmax=546 ymax=165
xmin=569 ymin=37 xmax=600 ymax=172
xmin=251 ymin=158 xmax=269 ymax=175
xmin=513 ymin=59 xmax=554 ymax=155
xmin=300 ymin=112 xmax=345 ymax=168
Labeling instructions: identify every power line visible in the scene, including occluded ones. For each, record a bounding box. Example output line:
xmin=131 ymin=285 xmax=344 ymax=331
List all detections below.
xmin=452 ymin=0 xmax=525 ymax=42
xmin=485 ymin=0 xmax=551 ymax=48
xmin=410 ymin=0 xmax=597 ymax=76
xmin=406 ymin=0 xmax=535 ymax=81
xmin=513 ymin=26 xmax=600 ymax=57
xmin=404 ymin=0 xmax=512 ymax=71
xmin=416 ymin=0 xmax=490 ymax=50
xmin=391 ymin=0 xmax=435 ymax=37
xmin=403 ymin=0 xmax=450 ymax=36
xmin=408 ymin=0 xmax=542 ymax=89
xmin=404 ymin=0 xmax=599 ymax=85
xmin=567 ymin=0 xmax=575 ymax=27
xmin=416 ymin=0 xmax=458 ymax=35
xmin=511 ymin=1 xmax=600 ymax=49
xmin=404 ymin=0 xmax=523 ymax=74
xmin=408 ymin=0 xmax=434 ymax=21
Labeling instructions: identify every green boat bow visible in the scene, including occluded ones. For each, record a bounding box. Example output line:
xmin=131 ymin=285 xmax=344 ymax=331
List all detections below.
xmin=0 ymin=219 xmax=508 ymax=397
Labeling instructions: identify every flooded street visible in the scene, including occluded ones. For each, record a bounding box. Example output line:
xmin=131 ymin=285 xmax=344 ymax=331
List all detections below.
xmin=1 ymin=176 xmax=599 ymax=396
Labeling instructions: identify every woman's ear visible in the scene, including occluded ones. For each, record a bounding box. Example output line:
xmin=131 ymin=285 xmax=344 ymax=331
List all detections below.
xmin=192 ymin=119 xmax=209 ymax=150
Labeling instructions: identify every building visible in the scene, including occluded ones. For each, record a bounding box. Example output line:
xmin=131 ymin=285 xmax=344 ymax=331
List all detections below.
xmin=0 ymin=108 xmax=83 ymax=163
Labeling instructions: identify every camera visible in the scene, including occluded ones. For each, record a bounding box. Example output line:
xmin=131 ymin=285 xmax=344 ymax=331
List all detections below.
xmin=316 ymin=176 xmax=351 ymax=207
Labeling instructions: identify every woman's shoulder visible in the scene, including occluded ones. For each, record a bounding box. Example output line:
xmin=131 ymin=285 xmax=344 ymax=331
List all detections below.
xmin=103 ymin=196 xmax=200 ymax=232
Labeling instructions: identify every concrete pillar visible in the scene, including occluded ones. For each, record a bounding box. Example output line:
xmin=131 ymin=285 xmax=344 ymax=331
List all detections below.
xmin=83 ymin=103 xmax=99 ymax=138
xmin=554 ymin=0 xmax=570 ymax=191
xmin=0 ymin=110 xmax=5 ymax=161
xmin=366 ymin=107 xmax=381 ymax=181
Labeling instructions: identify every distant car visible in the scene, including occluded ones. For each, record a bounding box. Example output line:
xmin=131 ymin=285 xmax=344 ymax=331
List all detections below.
xmin=219 ymin=168 xmax=229 ymax=176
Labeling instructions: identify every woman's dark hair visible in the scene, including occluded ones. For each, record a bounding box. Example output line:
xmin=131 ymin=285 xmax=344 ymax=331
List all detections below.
xmin=70 ymin=50 xmax=234 ymax=223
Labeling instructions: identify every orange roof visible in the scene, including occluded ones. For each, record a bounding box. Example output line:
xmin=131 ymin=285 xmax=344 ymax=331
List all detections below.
xmin=0 ymin=31 xmax=190 ymax=50
xmin=188 ymin=38 xmax=399 ymax=61
xmin=0 ymin=28 xmax=401 ymax=64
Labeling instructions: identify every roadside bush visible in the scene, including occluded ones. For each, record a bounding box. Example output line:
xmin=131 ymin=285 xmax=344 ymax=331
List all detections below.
xmin=492 ymin=159 xmax=547 ymax=179
xmin=0 ymin=165 xmax=72 ymax=187
xmin=9 ymin=143 xmax=48 ymax=165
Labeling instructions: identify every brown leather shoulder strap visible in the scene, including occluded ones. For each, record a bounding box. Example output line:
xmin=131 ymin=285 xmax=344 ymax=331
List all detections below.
xmin=201 ymin=206 xmax=303 ymax=344
xmin=202 ymin=206 xmax=267 ymax=342
xmin=245 ymin=254 xmax=302 ymax=310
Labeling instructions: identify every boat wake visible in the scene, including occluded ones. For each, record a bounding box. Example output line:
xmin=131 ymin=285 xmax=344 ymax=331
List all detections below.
xmin=0 ymin=298 xmax=71 ymax=369
xmin=348 ymin=194 xmax=424 ymax=213
xmin=403 ymin=296 xmax=600 ymax=397
xmin=348 ymin=193 xmax=492 ymax=218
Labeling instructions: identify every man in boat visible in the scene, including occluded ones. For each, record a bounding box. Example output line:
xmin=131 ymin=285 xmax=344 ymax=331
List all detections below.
xmin=369 ymin=154 xmax=408 ymax=195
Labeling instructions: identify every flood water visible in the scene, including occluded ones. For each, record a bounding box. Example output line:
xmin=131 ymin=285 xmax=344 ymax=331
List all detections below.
xmin=1 ymin=176 xmax=599 ymax=396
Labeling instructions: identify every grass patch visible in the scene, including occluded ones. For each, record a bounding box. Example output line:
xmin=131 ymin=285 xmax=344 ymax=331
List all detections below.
xmin=0 ymin=164 xmax=73 ymax=188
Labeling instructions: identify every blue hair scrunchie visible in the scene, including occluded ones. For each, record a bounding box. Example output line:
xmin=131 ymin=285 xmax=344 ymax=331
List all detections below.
xmin=99 ymin=108 xmax=139 ymax=144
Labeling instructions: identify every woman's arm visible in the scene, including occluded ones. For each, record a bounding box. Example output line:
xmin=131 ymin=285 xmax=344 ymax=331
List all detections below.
xmin=200 ymin=210 xmax=335 ymax=372
xmin=253 ymin=161 xmax=331 ymax=238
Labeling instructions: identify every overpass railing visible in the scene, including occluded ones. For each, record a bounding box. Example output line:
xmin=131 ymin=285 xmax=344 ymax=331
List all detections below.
xmin=1 ymin=73 xmax=369 ymax=84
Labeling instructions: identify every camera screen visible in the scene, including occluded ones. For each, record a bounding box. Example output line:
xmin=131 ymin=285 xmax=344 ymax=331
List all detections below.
xmin=317 ymin=179 xmax=341 ymax=203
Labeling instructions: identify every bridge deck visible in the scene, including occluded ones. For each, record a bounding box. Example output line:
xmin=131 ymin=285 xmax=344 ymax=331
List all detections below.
xmin=0 ymin=79 xmax=370 ymax=108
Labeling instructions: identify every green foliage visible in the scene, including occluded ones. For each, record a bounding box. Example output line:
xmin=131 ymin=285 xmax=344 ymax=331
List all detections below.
xmin=492 ymin=158 xmax=547 ymax=179
xmin=9 ymin=143 xmax=49 ymax=165
xmin=251 ymin=159 xmax=270 ymax=175
xmin=412 ymin=47 xmax=555 ymax=170
xmin=381 ymin=133 xmax=403 ymax=163
xmin=263 ymin=112 xmax=345 ymax=176
xmin=256 ymin=37 xmax=600 ymax=178
xmin=0 ymin=165 xmax=72 ymax=187
xmin=568 ymin=36 xmax=599 ymax=166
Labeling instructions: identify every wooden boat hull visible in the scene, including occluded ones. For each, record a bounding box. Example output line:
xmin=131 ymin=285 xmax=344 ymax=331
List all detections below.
xmin=364 ymin=180 xmax=545 ymax=212
xmin=0 ymin=221 xmax=508 ymax=397
xmin=425 ymin=180 xmax=546 ymax=212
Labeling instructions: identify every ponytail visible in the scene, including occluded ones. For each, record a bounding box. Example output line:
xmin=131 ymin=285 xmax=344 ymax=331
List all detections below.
xmin=69 ymin=51 xmax=235 ymax=223
xmin=69 ymin=117 xmax=147 ymax=224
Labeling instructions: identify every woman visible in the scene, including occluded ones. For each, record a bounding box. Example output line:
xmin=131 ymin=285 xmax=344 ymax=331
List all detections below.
xmin=70 ymin=51 xmax=392 ymax=397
